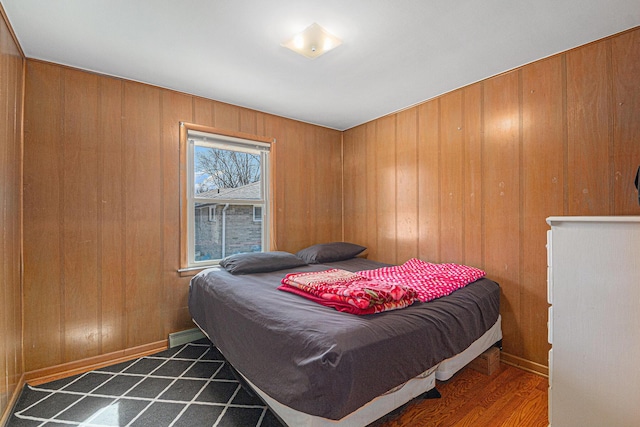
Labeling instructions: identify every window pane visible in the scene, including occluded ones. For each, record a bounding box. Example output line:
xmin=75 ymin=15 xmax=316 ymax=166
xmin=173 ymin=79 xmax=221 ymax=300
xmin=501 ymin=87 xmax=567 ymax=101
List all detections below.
xmin=194 ymin=203 xmax=263 ymax=261
xmin=253 ymin=206 xmax=262 ymax=222
xmin=194 ymin=145 xmax=261 ymax=200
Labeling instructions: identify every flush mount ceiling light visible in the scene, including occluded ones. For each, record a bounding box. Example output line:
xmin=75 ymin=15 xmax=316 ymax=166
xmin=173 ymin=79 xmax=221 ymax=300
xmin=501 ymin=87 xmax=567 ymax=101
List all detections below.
xmin=281 ymin=22 xmax=342 ymax=59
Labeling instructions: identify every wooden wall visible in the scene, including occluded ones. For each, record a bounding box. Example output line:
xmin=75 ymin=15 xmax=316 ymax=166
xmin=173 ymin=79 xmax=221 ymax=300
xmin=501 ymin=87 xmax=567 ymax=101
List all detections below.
xmin=343 ymin=27 xmax=640 ymax=373
xmin=14 ymin=20 xmax=640 ymax=381
xmin=22 ymin=60 xmax=343 ymax=372
xmin=0 ymin=6 xmax=24 ymax=422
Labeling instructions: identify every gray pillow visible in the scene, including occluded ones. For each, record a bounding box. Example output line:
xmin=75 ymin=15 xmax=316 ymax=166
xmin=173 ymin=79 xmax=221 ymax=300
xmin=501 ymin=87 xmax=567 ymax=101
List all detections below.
xmin=219 ymin=251 xmax=307 ymax=275
xmin=296 ymin=242 xmax=366 ymax=264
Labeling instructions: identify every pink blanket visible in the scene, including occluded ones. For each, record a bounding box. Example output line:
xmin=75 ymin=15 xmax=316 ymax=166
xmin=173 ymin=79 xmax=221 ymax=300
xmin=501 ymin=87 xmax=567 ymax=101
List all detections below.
xmin=279 ymin=269 xmax=417 ymax=315
xmin=357 ymin=258 xmax=485 ymax=302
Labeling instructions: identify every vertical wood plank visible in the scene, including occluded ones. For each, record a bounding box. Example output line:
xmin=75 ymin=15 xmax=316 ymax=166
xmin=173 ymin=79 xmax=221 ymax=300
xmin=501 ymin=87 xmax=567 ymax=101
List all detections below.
xmin=375 ymin=115 xmax=397 ymax=264
xmin=23 ymin=61 xmax=64 ymax=370
xmin=365 ymin=121 xmax=378 ymax=260
xmin=283 ymin=121 xmax=309 ymax=251
xmin=62 ymin=68 xmax=100 ymax=361
xmin=122 ymin=82 xmax=163 ymax=347
xmin=522 ymin=56 xmax=564 ymax=366
xmin=239 ymin=107 xmax=257 ymax=135
xmin=11 ymin=50 xmax=22 ymax=389
xmin=417 ymin=100 xmax=440 ymax=262
xmin=463 ymin=84 xmax=483 ymax=268
xmin=483 ymin=71 xmax=521 ymax=357
xmin=396 ymin=108 xmax=418 ymax=262
xmin=161 ymin=90 xmax=194 ymax=335
xmin=98 ymin=77 xmax=126 ymax=354
xmin=0 ymin=13 xmax=23 ymax=411
xmin=313 ymin=126 xmax=343 ymax=244
xmin=214 ymin=102 xmax=240 ymax=130
xmin=440 ymin=90 xmax=465 ymax=263
xmin=611 ymin=30 xmax=640 ymax=215
xmin=0 ymin=19 xmax=8 ymax=411
xmin=256 ymin=112 xmax=266 ymax=137
xmin=305 ymin=126 xmax=320 ymax=245
xmin=566 ymin=40 xmax=611 ymax=215
xmin=193 ymin=97 xmax=215 ymax=127
xmin=0 ymin=30 xmax=7 ymax=404
xmin=343 ymin=125 xmax=367 ymax=247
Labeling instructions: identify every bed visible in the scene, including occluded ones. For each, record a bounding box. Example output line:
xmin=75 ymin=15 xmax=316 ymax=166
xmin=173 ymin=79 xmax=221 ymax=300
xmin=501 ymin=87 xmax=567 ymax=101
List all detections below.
xmin=188 ymin=246 xmax=501 ymax=426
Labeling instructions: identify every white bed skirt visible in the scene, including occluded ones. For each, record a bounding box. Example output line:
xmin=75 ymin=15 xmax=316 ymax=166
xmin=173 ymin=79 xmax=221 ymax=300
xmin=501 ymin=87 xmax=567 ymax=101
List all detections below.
xmin=236 ymin=315 xmax=502 ymax=427
xmin=435 ymin=314 xmax=502 ymax=381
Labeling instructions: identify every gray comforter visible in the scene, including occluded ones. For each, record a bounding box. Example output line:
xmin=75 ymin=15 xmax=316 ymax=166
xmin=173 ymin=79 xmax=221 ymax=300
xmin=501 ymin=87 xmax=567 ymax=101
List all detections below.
xmin=188 ymin=258 xmax=500 ymax=420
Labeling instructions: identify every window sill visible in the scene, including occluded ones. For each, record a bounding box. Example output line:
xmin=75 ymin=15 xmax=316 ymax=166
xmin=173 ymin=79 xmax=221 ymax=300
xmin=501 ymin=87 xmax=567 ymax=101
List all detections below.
xmin=178 ymin=265 xmax=220 ymax=278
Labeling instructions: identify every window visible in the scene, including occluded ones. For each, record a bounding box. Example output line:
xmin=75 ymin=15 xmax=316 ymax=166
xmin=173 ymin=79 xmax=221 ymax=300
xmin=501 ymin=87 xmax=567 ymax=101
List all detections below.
xmin=180 ymin=123 xmax=272 ymax=271
xmin=253 ymin=206 xmax=262 ymax=222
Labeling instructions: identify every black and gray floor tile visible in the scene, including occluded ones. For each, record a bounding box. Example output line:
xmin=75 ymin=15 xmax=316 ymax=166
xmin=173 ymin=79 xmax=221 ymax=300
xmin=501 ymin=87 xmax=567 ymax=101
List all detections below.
xmin=8 ymin=339 xmax=284 ymax=427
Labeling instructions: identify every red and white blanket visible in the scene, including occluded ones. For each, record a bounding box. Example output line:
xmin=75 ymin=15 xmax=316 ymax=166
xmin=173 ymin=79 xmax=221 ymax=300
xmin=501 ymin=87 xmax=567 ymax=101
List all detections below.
xmin=357 ymin=258 xmax=485 ymax=302
xmin=279 ymin=269 xmax=417 ymax=315
xmin=278 ymin=259 xmax=485 ymax=314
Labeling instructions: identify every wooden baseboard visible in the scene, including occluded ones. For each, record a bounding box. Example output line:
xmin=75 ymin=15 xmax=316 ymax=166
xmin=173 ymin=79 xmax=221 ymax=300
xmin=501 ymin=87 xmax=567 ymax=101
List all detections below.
xmin=25 ymin=340 xmax=168 ymax=386
xmin=0 ymin=373 xmax=26 ymax=427
xmin=500 ymin=351 xmax=548 ymax=377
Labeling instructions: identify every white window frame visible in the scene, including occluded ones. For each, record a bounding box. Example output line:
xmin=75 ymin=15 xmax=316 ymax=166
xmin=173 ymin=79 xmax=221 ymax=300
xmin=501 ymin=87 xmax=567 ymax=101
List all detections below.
xmin=253 ymin=205 xmax=263 ymax=222
xmin=208 ymin=205 xmax=217 ymax=222
xmin=180 ymin=123 xmax=273 ymax=272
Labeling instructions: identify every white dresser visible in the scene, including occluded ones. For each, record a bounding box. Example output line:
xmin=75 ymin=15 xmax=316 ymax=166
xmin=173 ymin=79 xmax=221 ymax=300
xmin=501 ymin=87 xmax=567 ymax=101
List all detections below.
xmin=546 ymin=216 xmax=640 ymax=427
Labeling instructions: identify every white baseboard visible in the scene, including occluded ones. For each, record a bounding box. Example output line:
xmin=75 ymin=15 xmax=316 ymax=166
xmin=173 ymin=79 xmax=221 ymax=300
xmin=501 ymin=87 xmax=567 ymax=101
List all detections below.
xmin=168 ymin=328 xmax=206 ymax=348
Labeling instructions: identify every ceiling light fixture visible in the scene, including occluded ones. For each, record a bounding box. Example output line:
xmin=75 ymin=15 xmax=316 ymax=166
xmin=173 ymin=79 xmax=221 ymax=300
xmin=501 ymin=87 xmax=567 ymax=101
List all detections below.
xmin=281 ymin=22 xmax=342 ymax=59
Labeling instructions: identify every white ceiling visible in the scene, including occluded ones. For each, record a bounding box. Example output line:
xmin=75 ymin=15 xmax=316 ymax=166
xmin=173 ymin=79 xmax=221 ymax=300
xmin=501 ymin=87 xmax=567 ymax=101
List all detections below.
xmin=2 ymin=1 xmax=639 ymax=130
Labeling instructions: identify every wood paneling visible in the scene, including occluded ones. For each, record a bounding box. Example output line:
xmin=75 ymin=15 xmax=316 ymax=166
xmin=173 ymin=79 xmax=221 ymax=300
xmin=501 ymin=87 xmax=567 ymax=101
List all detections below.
xmin=0 ymin=6 xmax=24 ymax=422
xmin=160 ymin=91 xmax=193 ymax=335
xmin=440 ymin=90 xmax=465 ymax=262
xmin=343 ymin=125 xmax=367 ymax=247
xmin=214 ymin=101 xmax=240 ymax=130
xmin=365 ymin=121 xmax=379 ymax=259
xmin=343 ymin=26 xmax=640 ymax=371
xmin=123 ymin=82 xmax=163 ymax=348
xmin=193 ymin=96 xmax=215 ymax=127
xmin=396 ymin=109 xmax=418 ymax=262
xmin=376 ymin=115 xmax=397 ymax=264
xmin=312 ymin=125 xmax=343 ymax=244
xmin=265 ymin=115 xmax=343 ymax=252
xmin=23 ymin=61 xmax=64 ymax=370
xmin=272 ymin=119 xmax=308 ymax=250
xmin=63 ymin=69 xmax=101 ymax=362
xmin=612 ymin=29 xmax=640 ymax=214
xmin=566 ymin=39 xmax=612 ymax=215
xmin=22 ymin=60 xmax=342 ymax=373
xmin=483 ymin=71 xmax=521 ymax=357
xmin=98 ymin=77 xmax=125 ymax=354
xmin=14 ymin=19 xmax=640 ymax=386
xmin=521 ymin=56 xmax=563 ymax=363
xmin=462 ymin=85 xmax=483 ymax=268
xmin=417 ymin=100 xmax=440 ymax=261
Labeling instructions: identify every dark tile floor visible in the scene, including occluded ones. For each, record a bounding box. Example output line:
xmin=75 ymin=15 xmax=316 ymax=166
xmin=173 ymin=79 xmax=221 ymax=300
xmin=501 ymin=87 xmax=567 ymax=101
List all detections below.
xmin=8 ymin=339 xmax=284 ymax=427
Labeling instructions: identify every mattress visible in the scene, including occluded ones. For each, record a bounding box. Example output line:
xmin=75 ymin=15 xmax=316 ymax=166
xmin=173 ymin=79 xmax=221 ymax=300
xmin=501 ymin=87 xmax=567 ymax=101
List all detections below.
xmin=188 ymin=257 xmax=500 ymax=421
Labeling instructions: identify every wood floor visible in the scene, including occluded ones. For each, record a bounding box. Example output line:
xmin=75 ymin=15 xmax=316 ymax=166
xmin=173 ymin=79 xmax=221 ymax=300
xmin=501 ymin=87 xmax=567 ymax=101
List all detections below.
xmin=374 ymin=363 xmax=548 ymax=427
